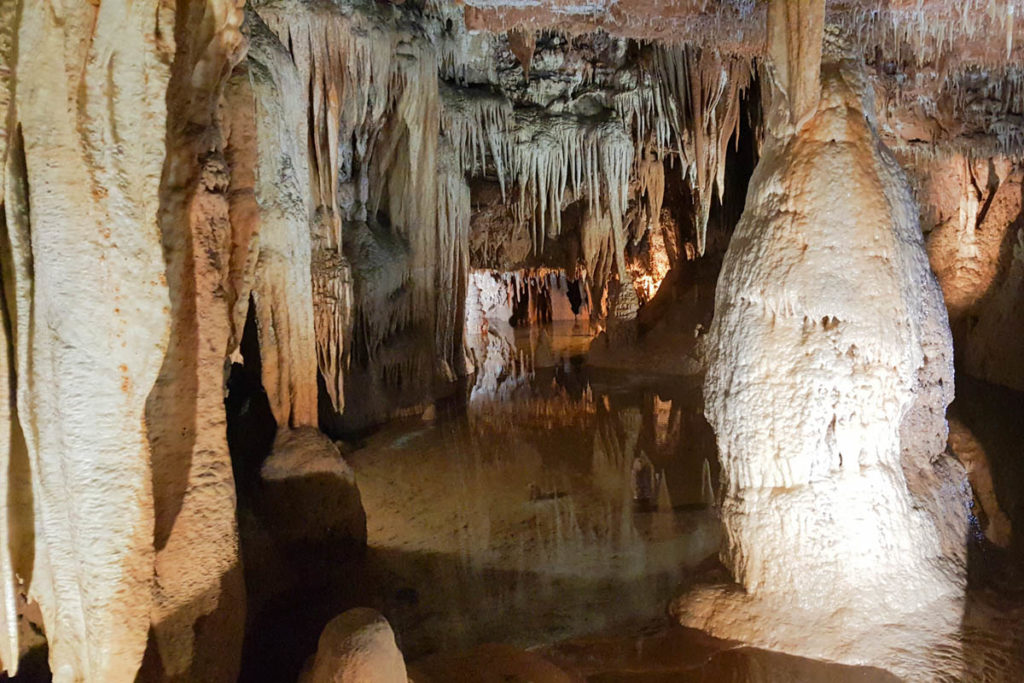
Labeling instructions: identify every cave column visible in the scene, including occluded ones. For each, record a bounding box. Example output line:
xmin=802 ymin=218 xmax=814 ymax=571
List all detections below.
xmin=0 ymin=1 xmax=174 ymax=680
xmin=674 ymin=0 xmax=969 ymax=674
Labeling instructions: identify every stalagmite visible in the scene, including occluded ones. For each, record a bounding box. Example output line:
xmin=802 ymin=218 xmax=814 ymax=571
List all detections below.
xmin=0 ymin=1 xmax=173 ymax=679
xmin=674 ymin=1 xmax=970 ymax=678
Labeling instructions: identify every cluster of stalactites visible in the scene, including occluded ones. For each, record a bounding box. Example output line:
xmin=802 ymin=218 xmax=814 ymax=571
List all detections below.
xmin=257 ymin=2 xmax=463 ymax=401
xmin=438 ymin=81 xmax=635 ymax=271
xmin=510 ymin=112 xmax=634 ymax=253
xmin=948 ymin=66 xmax=1024 ymax=154
xmin=258 ymin=4 xmax=402 ymax=241
xmin=440 ymin=83 xmax=514 ymax=198
xmin=502 ymin=267 xmax=592 ymax=324
xmin=612 ymin=72 xmax=675 ymax=171
xmin=651 ymin=44 xmax=752 ymax=256
xmin=838 ymin=0 xmax=1024 ymax=70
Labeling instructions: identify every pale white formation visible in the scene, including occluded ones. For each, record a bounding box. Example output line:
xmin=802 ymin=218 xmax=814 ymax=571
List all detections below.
xmin=244 ymin=16 xmax=322 ymax=429
xmin=511 ymin=112 xmax=633 ymax=251
xmin=675 ymin=16 xmax=969 ymax=677
xmin=441 ymin=84 xmax=514 ymax=198
xmin=300 ymin=608 xmax=407 ymax=683
xmin=0 ymin=1 xmax=174 ymax=680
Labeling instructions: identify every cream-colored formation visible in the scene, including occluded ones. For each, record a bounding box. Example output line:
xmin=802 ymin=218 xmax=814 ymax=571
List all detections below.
xmin=923 ymin=155 xmax=1024 ymax=392
xmin=300 ymin=608 xmax=407 ymax=683
xmin=144 ymin=2 xmax=248 ymax=680
xmin=0 ymin=1 xmax=173 ymax=680
xmin=675 ymin=5 xmax=970 ymax=679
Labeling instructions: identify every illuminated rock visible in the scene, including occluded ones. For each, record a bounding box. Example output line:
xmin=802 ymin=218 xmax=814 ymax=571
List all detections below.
xmin=300 ymin=608 xmax=407 ymax=683
xmin=674 ymin=4 xmax=970 ymax=677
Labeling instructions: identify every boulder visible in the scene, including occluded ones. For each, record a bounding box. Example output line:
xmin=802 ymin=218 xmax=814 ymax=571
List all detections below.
xmin=300 ymin=609 xmax=407 ymax=683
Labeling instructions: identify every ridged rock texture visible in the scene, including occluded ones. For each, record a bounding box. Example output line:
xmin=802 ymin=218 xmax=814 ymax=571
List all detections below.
xmin=673 ymin=2 xmax=970 ymax=679
xmin=922 ymin=154 xmax=1024 ymax=393
xmin=0 ymin=0 xmax=254 ymax=680
xmin=0 ymin=1 xmax=173 ymax=680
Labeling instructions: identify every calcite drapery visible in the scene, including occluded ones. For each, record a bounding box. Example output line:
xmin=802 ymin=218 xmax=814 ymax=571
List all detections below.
xmin=0 ymin=1 xmax=173 ymax=680
xmin=144 ymin=1 xmax=248 ymax=680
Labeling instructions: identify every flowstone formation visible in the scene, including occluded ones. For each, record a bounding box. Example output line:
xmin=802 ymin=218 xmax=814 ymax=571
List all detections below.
xmin=673 ymin=4 xmax=970 ymax=679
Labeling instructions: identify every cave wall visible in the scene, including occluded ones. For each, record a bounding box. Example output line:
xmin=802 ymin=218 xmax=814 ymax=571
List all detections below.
xmin=917 ymin=154 xmax=1024 ymax=392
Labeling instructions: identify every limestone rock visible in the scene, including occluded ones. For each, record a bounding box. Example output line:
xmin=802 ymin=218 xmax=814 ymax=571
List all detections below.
xmin=260 ymin=428 xmax=367 ymax=547
xmin=300 ymin=608 xmax=407 ymax=683
xmin=923 ymin=156 xmax=1024 ymax=392
xmin=676 ymin=30 xmax=969 ymax=680
xmin=1 ymin=1 xmax=173 ymax=679
xmin=949 ymin=417 xmax=1013 ymax=548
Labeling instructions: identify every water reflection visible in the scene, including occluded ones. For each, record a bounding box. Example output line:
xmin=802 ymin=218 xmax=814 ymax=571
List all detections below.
xmin=349 ymin=326 xmax=720 ymax=657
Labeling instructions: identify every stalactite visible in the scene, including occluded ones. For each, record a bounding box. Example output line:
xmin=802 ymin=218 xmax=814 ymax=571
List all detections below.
xmin=375 ymin=41 xmax=442 ymax=385
xmin=508 ymin=27 xmax=537 ymax=81
xmin=653 ymin=45 xmax=752 ymax=256
xmin=235 ymin=15 xmax=321 ymax=429
xmin=436 ymin=143 xmax=473 ymax=379
xmin=312 ymin=218 xmax=354 ymax=412
xmin=636 ymin=151 xmax=665 ymax=236
xmin=440 ymin=84 xmax=514 ymax=198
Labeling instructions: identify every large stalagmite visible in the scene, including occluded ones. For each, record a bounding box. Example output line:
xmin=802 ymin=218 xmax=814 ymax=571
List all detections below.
xmin=673 ymin=2 xmax=970 ymax=678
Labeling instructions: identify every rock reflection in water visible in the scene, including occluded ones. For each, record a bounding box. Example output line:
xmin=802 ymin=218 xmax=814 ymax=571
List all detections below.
xmin=349 ymin=327 xmax=719 ymax=658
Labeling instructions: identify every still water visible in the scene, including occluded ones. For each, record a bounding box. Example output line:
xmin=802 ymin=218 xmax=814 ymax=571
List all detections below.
xmin=350 ymin=322 xmax=721 ymax=657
